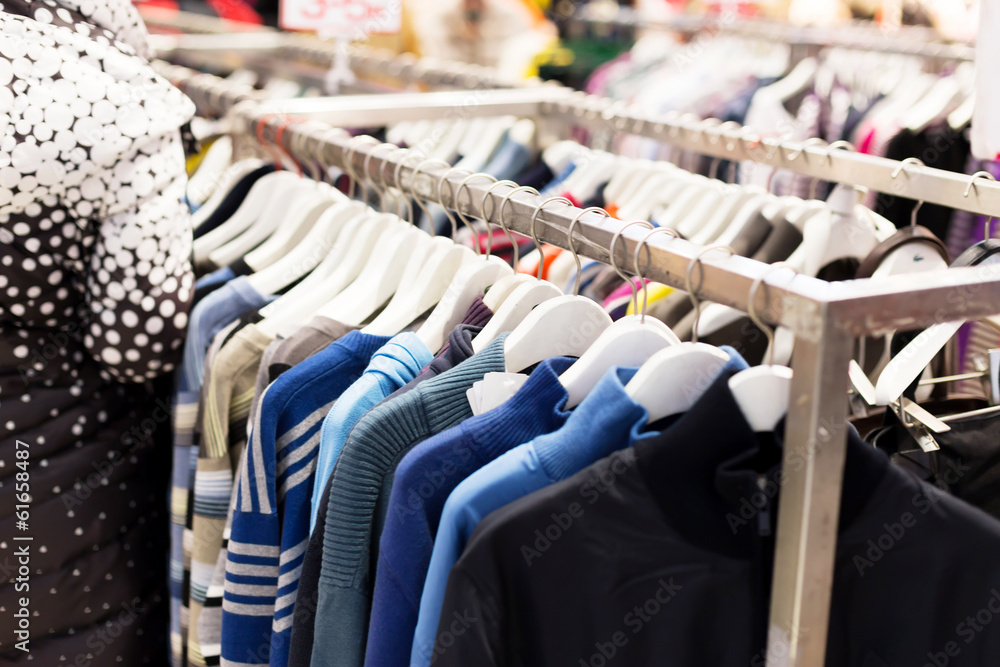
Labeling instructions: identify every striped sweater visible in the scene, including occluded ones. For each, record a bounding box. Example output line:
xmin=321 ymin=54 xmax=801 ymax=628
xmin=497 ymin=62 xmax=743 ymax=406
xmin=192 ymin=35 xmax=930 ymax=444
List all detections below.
xmin=309 ymin=334 xmax=509 ymax=667
xmin=221 ymin=331 xmax=425 ymax=667
xmin=171 ymin=278 xmax=271 ymax=667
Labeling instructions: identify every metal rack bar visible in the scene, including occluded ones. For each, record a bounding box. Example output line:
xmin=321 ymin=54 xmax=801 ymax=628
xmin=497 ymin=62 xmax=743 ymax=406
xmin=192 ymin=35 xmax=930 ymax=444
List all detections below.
xmin=571 ymin=6 xmax=975 ymax=62
xmin=242 ymin=90 xmax=1000 ymax=219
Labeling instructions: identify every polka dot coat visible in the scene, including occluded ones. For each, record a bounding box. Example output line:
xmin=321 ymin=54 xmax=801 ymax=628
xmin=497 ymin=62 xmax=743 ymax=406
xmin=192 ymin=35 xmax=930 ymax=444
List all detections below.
xmin=0 ymin=1 xmax=195 ymax=664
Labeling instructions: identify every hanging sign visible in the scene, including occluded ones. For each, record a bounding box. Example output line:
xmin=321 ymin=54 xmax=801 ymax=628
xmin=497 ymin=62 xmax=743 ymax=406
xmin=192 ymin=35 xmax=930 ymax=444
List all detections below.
xmin=280 ymin=0 xmax=401 ymax=36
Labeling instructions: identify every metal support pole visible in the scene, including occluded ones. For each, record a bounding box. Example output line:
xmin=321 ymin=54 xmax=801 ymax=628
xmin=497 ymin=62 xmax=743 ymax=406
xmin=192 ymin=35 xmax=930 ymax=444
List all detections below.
xmin=767 ymin=319 xmax=854 ymax=667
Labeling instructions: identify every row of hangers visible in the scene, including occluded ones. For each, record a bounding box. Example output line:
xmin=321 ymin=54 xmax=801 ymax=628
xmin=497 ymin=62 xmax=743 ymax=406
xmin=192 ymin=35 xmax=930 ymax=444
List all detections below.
xmin=188 ymin=115 xmax=804 ymax=432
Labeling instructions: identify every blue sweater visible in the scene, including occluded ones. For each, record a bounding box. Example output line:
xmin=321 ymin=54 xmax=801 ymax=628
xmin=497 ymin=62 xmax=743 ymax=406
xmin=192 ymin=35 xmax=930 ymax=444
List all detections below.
xmin=310 ymin=333 xmax=434 ymax=532
xmin=362 ymin=357 xmax=575 ymax=667
xmin=410 ymin=350 xmax=749 ymax=666
xmin=221 ymin=331 xmax=392 ymax=667
xmin=310 ymin=336 xmax=509 ymax=667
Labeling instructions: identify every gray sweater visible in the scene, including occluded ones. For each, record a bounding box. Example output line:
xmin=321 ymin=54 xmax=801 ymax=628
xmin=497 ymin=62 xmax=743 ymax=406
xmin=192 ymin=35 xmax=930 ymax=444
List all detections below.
xmin=309 ymin=334 xmax=509 ymax=667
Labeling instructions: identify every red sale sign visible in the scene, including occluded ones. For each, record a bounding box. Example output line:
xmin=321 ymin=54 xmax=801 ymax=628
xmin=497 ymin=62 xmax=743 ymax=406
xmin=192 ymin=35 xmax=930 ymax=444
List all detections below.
xmin=280 ymin=0 xmax=401 ymax=35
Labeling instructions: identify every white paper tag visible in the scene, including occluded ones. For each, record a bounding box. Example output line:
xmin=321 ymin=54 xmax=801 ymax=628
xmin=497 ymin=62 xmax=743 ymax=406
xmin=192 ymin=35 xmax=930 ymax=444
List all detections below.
xmin=477 ymin=372 xmax=529 ymax=415
xmin=467 ymin=383 xmax=485 ymax=417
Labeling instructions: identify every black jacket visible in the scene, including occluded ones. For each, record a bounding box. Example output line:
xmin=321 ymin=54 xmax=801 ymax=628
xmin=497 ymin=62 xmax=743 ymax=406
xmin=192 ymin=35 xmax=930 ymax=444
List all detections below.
xmin=435 ymin=372 xmax=1000 ymax=666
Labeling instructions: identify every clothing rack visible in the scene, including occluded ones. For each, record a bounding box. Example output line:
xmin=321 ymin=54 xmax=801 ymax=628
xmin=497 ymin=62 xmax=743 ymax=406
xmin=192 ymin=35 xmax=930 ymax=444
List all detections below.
xmin=571 ymin=5 xmax=975 ymax=62
xmin=225 ymin=100 xmax=1000 ymax=667
xmin=168 ymin=59 xmax=1000 ymax=664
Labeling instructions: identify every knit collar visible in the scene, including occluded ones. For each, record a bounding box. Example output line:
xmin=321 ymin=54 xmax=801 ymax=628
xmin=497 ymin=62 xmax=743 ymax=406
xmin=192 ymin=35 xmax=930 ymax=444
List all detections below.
xmin=417 ymin=333 xmax=509 ymax=435
xmin=466 ymin=356 xmax=574 ymax=458
xmin=460 ymin=296 xmax=493 ymax=328
xmin=434 ymin=324 xmax=483 ymax=364
xmin=365 ymin=333 xmax=434 ymax=382
xmin=531 ymin=365 xmax=647 ymax=481
xmin=633 ymin=369 xmax=889 ymax=557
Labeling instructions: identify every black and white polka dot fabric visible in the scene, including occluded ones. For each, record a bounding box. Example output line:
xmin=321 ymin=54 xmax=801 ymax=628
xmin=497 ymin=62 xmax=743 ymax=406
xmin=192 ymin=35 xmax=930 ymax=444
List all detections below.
xmin=0 ymin=1 xmax=195 ymax=664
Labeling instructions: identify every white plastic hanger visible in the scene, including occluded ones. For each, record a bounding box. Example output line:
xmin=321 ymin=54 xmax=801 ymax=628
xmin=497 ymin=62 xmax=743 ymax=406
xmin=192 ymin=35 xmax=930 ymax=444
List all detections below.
xmin=625 ymin=245 xmax=736 ymax=421
xmin=416 ymin=255 xmax=512 ymax=353
xmin=454 ymin=116 xmax=517 ymax=173
xmin=363 ymin=237 xmax=470 ymax=335
xmin=187 ymin=134 xmax=234 ymax=206
xmin=192 ymin=170 xmax=300 ymax=264
xmin=476 ymin=184 xmax=542 ymax=312
xmin=245 ymin=191 xmax=340 ymax=271
xmin=874 ymin=172 xmax=1000 ymax=405
xmin=246 ymin=199 xmax=361 ymax=296
xmin=208 ymin=177 xmax=321 ymax=268
xmin=318 ymin=225 xmax=429 ymax=326
xmin=191 ymin=158 xmax=264 ymax=230
xmin=261 ymin=211 xmax=395 ymax=337
xmin=472 ymin=194 xmax=568 ymax=352
xmin=559 ymin=224 xmax=681 ymax=408
xmin=502 ymin=207 xmax=615 ymax=372
xmin=728 ymin=265 xmax=798 ymax=432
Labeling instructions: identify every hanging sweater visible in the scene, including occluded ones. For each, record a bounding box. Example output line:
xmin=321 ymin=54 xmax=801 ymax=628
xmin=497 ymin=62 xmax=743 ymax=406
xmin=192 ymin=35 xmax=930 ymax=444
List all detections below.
xmin=363 ymin=357 xmax=575 ymax=667
xmin=221 ymin=331 xmax=395 ymax=667
xmin=410 ymin=351 xmax=749 ymax=667
xmin=309 ymin=335 xmax=509 ymax=667
xmin=310 ymin=333 xmax=434 ymax=531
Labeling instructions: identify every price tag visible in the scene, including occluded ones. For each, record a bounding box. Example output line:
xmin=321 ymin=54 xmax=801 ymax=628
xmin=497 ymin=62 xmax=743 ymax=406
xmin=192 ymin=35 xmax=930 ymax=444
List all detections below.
xmin=280 ymin=0 xmax=401 ymax=36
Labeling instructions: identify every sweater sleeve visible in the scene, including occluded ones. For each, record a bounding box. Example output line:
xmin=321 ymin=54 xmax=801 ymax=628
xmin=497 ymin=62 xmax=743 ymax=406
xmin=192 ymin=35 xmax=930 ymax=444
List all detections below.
xmin=431 ymin=567 xmax=504 ymax=667
xmin=84 ymin=131 xmax=195 ymax=382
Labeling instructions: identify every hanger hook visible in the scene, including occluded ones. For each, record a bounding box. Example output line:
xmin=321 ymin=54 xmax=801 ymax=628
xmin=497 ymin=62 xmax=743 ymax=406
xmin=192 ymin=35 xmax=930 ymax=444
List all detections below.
xmin=394 ymin=150 xmax=426 ymax=223
xmin=823 ymin=140 xmax=856 ymax=164
xmin=479 ymin=180 xmax=517 ymax=259
xmin=299 ymin=124 xmax=320 ymax=181
xmin=610 ymin=220 xmax=654 ymax=315
xmin=633 ymin=227 xmax=680 ymax=324
xmin=566 ymin=207 xmax=610 ymax=296
xmin=380 ymin=147 xmax=411 ymax=217
xmin=274 ymin=118 xmax=305 ymax=178
xmin=363 ymin=143 xmax=397 ymax=210
xmin=452 ymin=173 xmax=499 ymax=255
xmin=256 ymin=113 xmax=285 ymax=171
xmin=409 ymin=158 xmax=451 ymax=231
xmin=686 ymin=244 xmax=735 ymax=344
xmin=344 ymin=135 xmax=378 ymax=200
xmin=747 ymin=262 xmax=796 ymax=366
xmin=528 ymin=196 xmax=575 ymax=280
xmin=962 ymin=170 xmax=998 ymax=240
xmin=497 ymin=185 xmax=540 ymax=267
xmin=890 ymin=157 xmax=926 ymax=228
xmin=436 ymin=167 xmax=473 ymax=239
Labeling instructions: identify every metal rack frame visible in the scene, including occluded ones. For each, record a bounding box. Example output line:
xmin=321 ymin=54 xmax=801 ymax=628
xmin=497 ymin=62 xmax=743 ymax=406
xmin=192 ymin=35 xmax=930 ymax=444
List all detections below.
xmin=169 ymin=62 xmax=1000 ymax=665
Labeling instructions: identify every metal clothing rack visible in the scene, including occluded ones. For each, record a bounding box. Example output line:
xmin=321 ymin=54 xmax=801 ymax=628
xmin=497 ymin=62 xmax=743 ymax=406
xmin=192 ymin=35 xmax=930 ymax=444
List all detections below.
xmin=570 ymin=5 xmax=975 ymax=63
xmin=168 ymin=61 xmax=1000 ymax=665
xmin=224 ymin=100 xmax=1000 ymax=667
